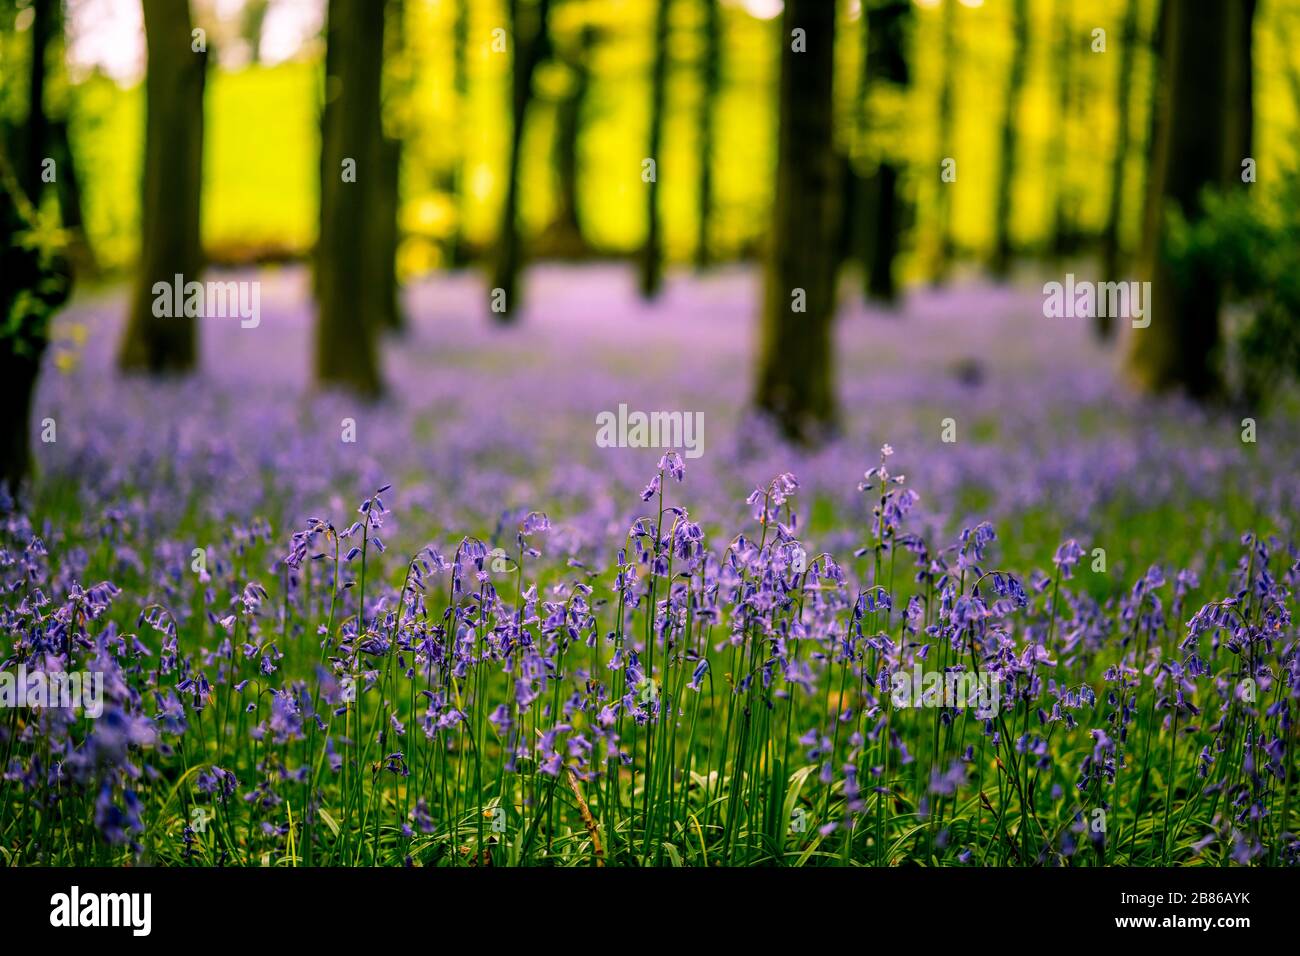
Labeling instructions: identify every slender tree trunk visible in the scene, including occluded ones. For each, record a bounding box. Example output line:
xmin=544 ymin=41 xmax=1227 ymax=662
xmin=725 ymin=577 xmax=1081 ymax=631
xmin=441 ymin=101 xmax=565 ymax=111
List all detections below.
xmin=638 ymin=0 xmax=671 ymax=299
xmin=754 ymin=0 xmax=840 ymax=444
xmin=990 ymin=0 xmax=1027 ymax=279
xmin=857 ymin=0 xmax=910 ymax=304
xmin=1137 ymin=0 xmax=1167 ymax=259
xmin=118 ymin=0 xmax=205 ymax=374
xmin=1096 ymin=0 xmax=1139 ymax=339
xmin=315 ymin=0 xmax=385 ymax=394
xmin=490 ymin=0 xmax=552 ymax=322
xmin=43 ymin=1 xmax=95 ymax=275
xmin=1127 ymin=0 xmax=1245 ymax=398
xmin=373 ymin=0 xmax=405 ymax=331
xmin=0 ymin=150 xmax=69 ymax=495
xmin=1222 ymin=0 xmax=1256 ymax=184
xmin=694 ymin=0 xmax=720 ymax=270
xmin=371 ymin=134 xmax=403 ymax=330
xmin=20 ymin=0 xmax=52 ymax=204
xmin=1050 ymin=0 xmax=1074 ymax=259
xmin=448 ymin=0 xmax=471 ymax=266
xmin=541 ymin=21 xmax=594 ymax=258
xmin=931 ymin=0 xmax=955 ymax=283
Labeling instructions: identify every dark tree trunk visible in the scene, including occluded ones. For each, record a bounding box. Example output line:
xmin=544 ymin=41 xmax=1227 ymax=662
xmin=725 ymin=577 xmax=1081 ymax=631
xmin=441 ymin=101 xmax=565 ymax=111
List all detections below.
xmin=931 ymin=0 xmax=955 ymax=283
xmin=1096 ymin=0 xmax=1140 ymax=339
xmin=315 ymin=0 xmax=386 ymax=394
xmin=540 ymin=20 xmax=595 ymax=258
xmin=1222 ymin=0 xmax=1256 ymax=184
xmin=1137 ymin=0 xmax=1167 ymax=259
xmin=638 ymin=0 xmax=671 ymax=300
xmin=371 ymin=134 xmax=403 ymax=331
xmin=37 ymin=6 xmax=94 ymax=277
xmin=1127 ymin=0 xmax=1248 ymax=398
xmin=118 ymin=0 xmax=206 ymax=374
xmin=754 ymin=0 xmax=840 ymax=444
xmin=0 ymin=151 xmax=70 ymax=495
xmin=448 ymin=0 xmax=471 ymax=266
xmin=990 ymin=0 xmax=1027 ymax=279
xmin=373 ymin=0 xmax=405 ymax=332
xmin=490 ymin=0 xmax=552 ymax=322
xmin=856 ymin=0 xmax=910 ymax=304
xmin=20 ymin=0 xmax=52 ymax=204
xmin=50 ymin=119 xmax=94 ymax=273
xmin=694 ymin=0 xmax=719 ymax=270
xmin=1049 ymin=0 xmax=1074 ymax=260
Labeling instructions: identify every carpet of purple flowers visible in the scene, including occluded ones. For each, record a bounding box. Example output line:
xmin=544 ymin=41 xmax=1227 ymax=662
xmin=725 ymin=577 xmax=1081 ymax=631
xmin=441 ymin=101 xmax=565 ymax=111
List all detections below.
xmin=2 ymin=265 xmax=1298 ymax=865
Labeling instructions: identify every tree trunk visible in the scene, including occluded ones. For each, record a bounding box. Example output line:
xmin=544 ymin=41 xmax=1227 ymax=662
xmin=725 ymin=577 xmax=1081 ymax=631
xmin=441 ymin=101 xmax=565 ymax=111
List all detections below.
xmin=490 ymin=0 xmax=552 ymax=322
xmin=371 ymin=134 xmax=403 ymax=331
xmin=540 ymin=21 xmax=594 ymax=258
xmin=754 ymin=0 xmax=840 ymax=444
xmin=1222 ymin=0 xmax=1256 ymax=184
xmin=0 ymin=151 xmax=70 ymax=495
xmin=118 ymin=0 xmax=205 ymax=374
xmin=694 ymin=0 xmax=719 ymax=270
xmin=20 ymin=0 xmax=52 ymax=204
xmin=1137 ymin=0 xmax=1168 ymax=260
xmin=1049 ymin=0 xmax=1074 ymax=260
xmin=315 ymin=0 xmax=385 ymax=394
xmin=931 ymin=0 xmax=955 ymax=283
xmin=990 ymin=0 xmax=1027 ymax=279
xmin=638 ymin=0 xmax=671 ymax=299
xmin=856 ymin=0 xmax=910 ymax=304
xmin=373 ymin=0 xmax=405 ymax=331
xmin=1096 ymin=0 xmax=1139 ymax=338
xmin=448 ymin=0 xmax=470 ymax=266
xmin=1126 ymin=0 xmax=1245 ymax=398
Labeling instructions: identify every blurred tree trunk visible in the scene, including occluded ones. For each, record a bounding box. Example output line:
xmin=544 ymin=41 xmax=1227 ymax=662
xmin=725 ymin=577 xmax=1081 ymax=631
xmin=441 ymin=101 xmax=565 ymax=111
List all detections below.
xmin=754 ymin=0 xmax=840 ymax=444
xmin=19 ymin=0 xmax=52 ymax=204
xmin=448 ymin=0 xmax=470 ymax=266
xmin=316 ymin=0 xmax=385 ymax=394
xmin=373 ymin=0 xmax=405 ymax=332
xmin=931 ymin=0 xmax=955 ymax=283
xmin=17 ymin=2 xmax=95 ymax=275
xmin=240 ymin=0 xmax=269 ymax=64
xmin=990 ymin=0 xmax=1027 ymax=279
xmin=638 ymin=0 xmax=671 ymax=299
xmin=1049 ymin=0 xmax=1074 ymax=259
xmin=371 ymin=134 xmax=402 ymax=331
xmin=540 ymin=21 xmax=595 ymax=258
xmin=1096 ymin=0 xmax=1139 ymax=339
xmin=0 ymin=151 xmax=70 ymax=495
xmin=49 ymin=119 xmax=93 ymax=273
xmin=694 ymin=0 xmax=719 ymax=270
xmin=855 ymin=0 xmax=910 ymax=304
xmin=490 ymin=0 xmax=552 ymax=322
xmin=1137 ymin=0 xmax=1166 ymax=257
xmin=1222 ymin=0 xmax=1256 ymax=184
xmin=1127 ymin=0 xmax=1249 ymax=398
xmin=118 ymin=0 xmax=205 ymax=374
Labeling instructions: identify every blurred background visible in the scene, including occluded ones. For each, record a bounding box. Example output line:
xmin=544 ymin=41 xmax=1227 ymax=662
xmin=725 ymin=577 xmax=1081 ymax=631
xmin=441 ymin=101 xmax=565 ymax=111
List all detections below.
xmin=8 ymin=0 xmax=1297 ymax=274
xmin=1 ymin=0 xmax=1299 ymax=550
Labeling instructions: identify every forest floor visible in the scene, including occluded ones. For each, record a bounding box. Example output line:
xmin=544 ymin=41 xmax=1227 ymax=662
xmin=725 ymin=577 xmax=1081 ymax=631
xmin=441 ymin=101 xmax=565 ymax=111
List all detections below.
xmin=37 ymin=263 xmax=1293 ymax=572
xmin=8 ymin=263 xmax=1299 ymax=868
